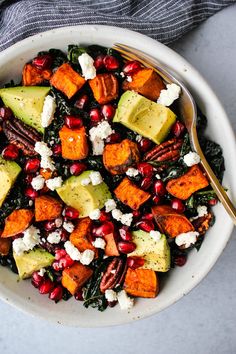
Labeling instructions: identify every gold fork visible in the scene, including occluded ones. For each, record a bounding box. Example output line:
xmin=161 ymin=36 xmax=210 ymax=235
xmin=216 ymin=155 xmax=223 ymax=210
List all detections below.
xmin=113 ymin=43 xmax=236 ymax=225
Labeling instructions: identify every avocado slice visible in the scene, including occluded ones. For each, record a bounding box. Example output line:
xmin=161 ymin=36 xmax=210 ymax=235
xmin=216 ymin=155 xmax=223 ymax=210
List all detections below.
xmin=130 ymin=230 xmax=170 ymax=272
xmin=0 ymin=86 xmax=51 ymax=133
xmin=113 ymin=90 xmax=176 ymax=144
xmin=0 ymin=157 xmax=21 ymax=207
xmin=56 ymin=170 xmax=112 ymax=218
xmin=13 ymin=248 xmax=54 ymax=279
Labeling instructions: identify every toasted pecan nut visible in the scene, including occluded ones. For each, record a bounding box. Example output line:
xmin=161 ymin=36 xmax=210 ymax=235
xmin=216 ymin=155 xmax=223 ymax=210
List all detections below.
xmin=192 ymin=213 xmax=213 ymax=236
xmin=100 ymin=257 xmax=126 ymax=293
xmin=144 ymin=138 xmax=183 ymax=162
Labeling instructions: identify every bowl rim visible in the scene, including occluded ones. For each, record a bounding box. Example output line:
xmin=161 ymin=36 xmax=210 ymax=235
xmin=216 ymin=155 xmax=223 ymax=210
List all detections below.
xmin=0 ymin=24 xmax=235 ymax=327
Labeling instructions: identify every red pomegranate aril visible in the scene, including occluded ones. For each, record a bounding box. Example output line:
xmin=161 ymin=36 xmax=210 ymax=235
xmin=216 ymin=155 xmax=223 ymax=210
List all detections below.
xmin=123 ymin=60 xmax=142 ymax=75
xmin=44 ymin=220 xmax=57 ymax=232
xmin=94 ymin=54 xmax=105 ymax=70
xmin=118 ymin=241 xmax=136 ymax=254
xmin=92 ymin=221 xmax=114 ymax=237
xmin=39 ymin=279 xmax=55 ymax=294
xmin=171 ymin=198 xmax=185 ymax=213
xmin=208 ymin=198 xmax=218 ymax=206
xmin=106 ymin=132 xmax=121 ymax=144
xmin=60 ymin=229 xmax=69 ymax=242
xmin=137 ymin=162 xmax=153 ymax=177
xmin=103 ymin=55 xmax=120 ymax=70
xmin=127 ymin=256 xmax=145 ymax=269
xmin=174 ymin=255 xmax=187 ymax=267
xmin=49 ymin=285 xmax=63 ymax=302
xmin=154 ymin=180 xmax=166 ymax=196
xmin=65 ymin=115 xmax=83 ymax=129
xmin=136 ymin=220 xmax=155 ymax=232
xmin=74 ymin=94 xmax=89 ymax=110
xmin=152 ymin=195 xmax=162 ymax=205
xmin=52 ymin=261 xmax=60 ymax=271
xmin=31 ymin=271 xmax=44 ymax=288
xmin=108 ymin=300 xmax=117 ymax=308
xmin=101 ymin=104 xmax=116 ymax=121
xmin=25 ymin=174 xmax=34 ymax=184
xmin=89 ymin=108 xmax=103 ymax=124
xmin=119 ymin=226 xmax=132 ymax=241
xmin=74 ymin=289 xmax=84 ymax=301
xmin=64 ymin=206 xmax=79 ymax=219
xmin=70 ymin=162 xmax=87 ymax=176
xmin=59 ymin=254 xmax=74 ymax=269
xmin=99 ymin=210 xmax=111 ymax=222
xmin=132 ymin=210 xmax=141 ymax=219
xmin=0 ymin=107 xmax=12 ymax=121
xmin=32 ymin=54 xmax=53 ymax=70
xmin=52 ymin=144 xmax=62 ymax=156
xmin=25 ymin=158 xmax=40 ymax=173
xmin=138 ymin=138 xmax=152 ymax=152
xmin=25 ymin=187 xmax=38 ymax=199
xmin=2 ymin=144 xmax=19 ymax=160
xmin=171 ymin=120 xmax=185 ymax=138
xmin=55 ymin=249 xmax=67 ymax=260
xmin=142 ymin=213 xmax=153 ymax=221
xmin=141 ymin=176 xmax=152 ymax=190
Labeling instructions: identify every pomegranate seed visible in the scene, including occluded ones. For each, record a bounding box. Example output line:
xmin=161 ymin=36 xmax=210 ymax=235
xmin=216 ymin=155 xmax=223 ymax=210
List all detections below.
xmin=60 ymin=229 xmax=69 ymax=242
xmin=141 ymin=176 xmax=152 ymax=190
xmin=52 ymin=261 xmax=60 ymax=271
xmin=137 ymin=162 xmax=153 ymax=177
xmin=0 ymin=107 xmax=12 ymax=121
xmin=25 ymin=187 xmax=38 ymax=199
xmin=171 ymin=198 xmax=185 ymax=213
xmin=106 ymin=132 xmax=122 ymax=144
xmin=74 ymin=94 xmax=89 ymax=110
xmin=118 ymin=241 xmax=136 ymax=254
xmin=94 ymin=54 xmax=105 ymax=70
xmin=142 ymin=213 xmax=153 ymax=221
xmin=31 ymin=271 xmax=44 ymax=288
xmin=99 ymin=210 xmax=111 ymax=222
xmin=89 ymin=108 xmax=103 ymax=124
xmin=92 ymin=221 xmax=114 ymax=237
xmin=25 ymin=174 xmax=34 ymax=184
xmin=136 ymin=220 xmax=155 ymax=232
xmin=44 ymin=220 xmax=57 ymax=232
xmin=74 ymin=289 xmax=84 ymax=301
xmin=138 ymin=138 xmax=152 ymax=152
xmin=174 ymin=255 xmax=187 ymax=267
xmin=154 ymin=180 xmax=166 ymax=196
xmin=70 ymin=162 xmax=87 ymax=176
xmin=123 ymin=60 xmax=142 ymax=75
xmin=64 ymin=206 xmax=79 ymax=219
xmin=25 ymin=158 xmax=40 ymax=173
xmin=39 ymin=279 xmax=55 ymax=294
xmin=65 ymin=115 xmax=83 ymax=129
xmin=49 ymin=285 xmax=63 ymax=302
xmin=59 ymin=254 xmax=74 ymax=269
xmin=132 ymin=210 xmax=141 ymax=219
xmin=103 ymin=55 xmax=120 ymax=70
xmin=2 ymin=144 xmax=19 ymax=160
xmin=171 ymin=120 xmax=185 ymax=138
xmin=101 ymin=104 xmax=116 ymax=121
xmin=208 ymin=198 xmax=218 ymax=206
xmin=127 ymin=256 xmax=145 ymax=269
xmin=119 ymin=226 xmax=132 ymax=241
xmin=32 ymin=54 xmax=52 ymax=70
xmin=52 ymin=144 xmax=62 ymax=156
xmin=55 ymin=249 xmax=67 ymax=260
xmin=152 ymin=195 xmax=162 ymax=205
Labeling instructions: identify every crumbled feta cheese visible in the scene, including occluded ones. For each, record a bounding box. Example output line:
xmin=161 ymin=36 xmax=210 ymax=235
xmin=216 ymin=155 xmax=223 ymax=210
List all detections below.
xmin=13 ymin=225 xmax=40 ymax=255
xmin=47 ymin=230 xmax=61 ymax=244
xmin=126 ymin=76 xmax=132 ymax=82
xmin=117 ymin=290 xmax=134 ymax=310
xmin=150 ymin=230 xmax=162 ymax=242
xmin=81 ymin=177 xmax=91 ymax=186
xmin=155 ymin=174 xmax=161 ymax=179
xmin=91 ymin=137 xmax=105 ymax=156
xmin=41 ymin=95 xmax=56 ymax=128
xmin=157 ymin=83 xmax=181 ymax=106
xmin=111 ymin=209 xmax=123 ymax=222
xmin=105 ymin=289 xmax=117 ymax=302
xmin=55 ymin=218 xmax=63 ymax=228
xmin=34 ymin=141 xmax=53 ymax=157
xmin=89 ymin=121 xmax=113 ymax=141
xmin=105 ymin=199 xmax=117 ymax=213
xmin=197 ymin=205 xmax=208 ymax=218
xmin=38 ymin=268 xmax=46 ymax=277
xmin=46 ymin=176 xmax=63 ymax=191
xmin=183 ymin=151 xmax=201 ymax=167
xmin=12 ymin=238 xmax=27 ymax=256
xmin=89 ymin=171 xmax=103 ymax=185
xmin=121 ymin=213 xmax=133 ymax=226
xmin=120 ymin=72 xmax=125 ymax=78
xmin=63 ymin=221 xmax=75 ymax=233
xmin=89 ymin=209 xmax=101 ymax=220
xmin=135 ymin=134 xmax=142 ymax=143
xmin=78 ymin=52 xmax=96 ymax=80
xmin=175 ymin=231 xmax=199 ymax=248
xmin=31 ymin=175 xmax=45 ymax=191
xmin=40 ymin=156 xmax=55 ymax=171
xmin=126 ymin=167 xmax=139 ymax=177
xmin=80 ymin=249 xmax=95 ymax=265
xmin=92 ymin=238 xmax=106 ymax=249
xmin=64 ymin=241 xmax=81 ymax=261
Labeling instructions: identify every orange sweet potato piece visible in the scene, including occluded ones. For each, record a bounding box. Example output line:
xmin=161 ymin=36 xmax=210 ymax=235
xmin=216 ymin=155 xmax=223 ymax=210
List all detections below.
xmin=152 ymin=205 xmax=194 ymax=238
xmin=103 ymin=139 xmax=140 ymax=175
xmin=114 ymin=177 xmax=151 ymax=210
xmin=50 ymin=63 xmax=86 ymax=99
xmin=89 ymin=73 xmax=119 ymax=104
xmin=122 ymin=68 xmax=165 ymax=101
xmin=1 ymin=209 xmax=34 ymax=238
xmin=124 ymin=268 xmax=158 ymax=298
xmin=35 ymin=195 xmax=62 ymax=222
xmin=70 ymin=217 xmax=97 ymax=257
xmin=0 ymin=238 xmax=11 ymax=256
xmin=59 ymin=125 xmax=88 ymax=160
xmin=103 ymin=233 xmax=120 ymax=256
xmin=62 ymin=262 xmax=93 ymax=295
xmin=166 ymin=165 xmax=209 ymax=200
xmin=22 ymin=63 xmax=52 ymax=86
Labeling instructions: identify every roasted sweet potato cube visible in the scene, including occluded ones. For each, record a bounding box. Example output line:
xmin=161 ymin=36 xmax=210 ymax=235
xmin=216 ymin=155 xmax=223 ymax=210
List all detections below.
xmin=122 ymin=68 xmax=165 ymax=101
xmin=166 ymin=165 xmax=209 ymax=200
xmin=89 ymin=73 xmax=119 ymax=104
xmin=103 ymin=139 xmax=140 ymax=175
xmin=0 ymin=238 xmax=11 ymax=256
xmin=104 ymin=233 xmax=120 ymax=256
xmin=22 ymin=63 xmax=52 ymax=86
xmin=59 ymin=125 xmax=88 ymax=160
xmin=62 ymin=262 xmax=93 ymax=295
xmin=114 ymin=177 xmax=151 ymax=210
xmin=70 ymin=217 xmax=97 ymax=256
xmin=1 ymin=209 xmax=34 ymax=238
xmin=124 ymin=268 xmax=158 ymax=298
xmin=50 ymin=63 xmax=86 ymax=99
xmin=35 ymin=195 xmax=62 ymax=222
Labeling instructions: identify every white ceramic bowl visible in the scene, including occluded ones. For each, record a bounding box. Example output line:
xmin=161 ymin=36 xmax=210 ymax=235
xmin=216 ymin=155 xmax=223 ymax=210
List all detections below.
xmin=0 ymin=25 xmax=235 ymax=327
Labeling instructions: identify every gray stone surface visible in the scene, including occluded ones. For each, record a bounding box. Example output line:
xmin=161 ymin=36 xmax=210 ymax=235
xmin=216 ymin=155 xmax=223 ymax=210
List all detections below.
xmin=0 ymin=4 xmax=236 ymax=354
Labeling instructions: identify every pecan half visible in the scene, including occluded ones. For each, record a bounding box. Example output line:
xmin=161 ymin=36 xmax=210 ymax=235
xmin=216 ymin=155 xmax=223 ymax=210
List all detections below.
xmin=3 ymin=118 xmax=41 ymax=156
xmin=100 ymin=257 xmax=127 ymax=293
xmin=144 ymin=138 xmax=183 ymax=162
xmin=192 ymin=212 xmax=213 ymax=236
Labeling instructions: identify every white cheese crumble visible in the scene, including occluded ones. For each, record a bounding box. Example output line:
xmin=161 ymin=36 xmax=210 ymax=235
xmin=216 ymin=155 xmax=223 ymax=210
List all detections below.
xmin=34 ymin=142 xmax=55 ymax=171
xmin=64 ymin=241 xmax=81 ymax=261
xmin=40 ymin=156 xmax=55 ymax=171
xmin=117 ymin=290 xmax=134 ymax=310
xmin=89 ymin=121 xmax=113 ymax=141
xmin=190 ymin=205 xmax=208 ymax=221
xmin=78 ymin=52 xmax=96 ymax=80
xmin=126 ymin=167 xmax=139 ymax=177
xmin=63 ymin=221 xmax=75 ymax=233
xmin=31 ymin=175 xmax=45 ymax=191
xmin=105 ymin=289 xmax=117 ymax=302
xmin=126 ymin=76 xmax=132 ymax=82
xmin=91 ymin=137 xmax=105 ymax=156
xmin=12 ymin=225 xmax=40 ymax=256
xmin=120 ymin=71 xmax=125 ymax=78
xmin=92 ymin=238 xmax=106 ymax=249
xmin=121 ymin=213 xmax=133 ymax=226
xmin=80 ymin=249 xmax=95 ymax=265
xmin=55 ymin=218 xmax=63 ymax=228
xmin=89 ymin=209 xmax=101 ymax=220
xmin=105 ymin=199 xmax=117 ymax=213
xmin=175 ymin=231 xmax=199 ymax=248
xmin=81 ymin=177 xmax=91 ymax=186
xmin=150 ymin=230 xmax=162 ymax=242
xmin=46 ymin=176 xmax=63 ymax=191
xmin=38 ymin=268 xmax=46 ymax=277
xmin=89 ymin=171 xmax=103 ymax=185
xmin=41 ymin=95 xmax=56 ymax=128
xmin=47 ymin=231 xmax=61 ymax=244
xmin=183 ymin=151 xmax=201 ymax=167
xmin=111 ymin=209 xmax=123 ymax=222
xmin=157 ymin=83 xmax=181 ymax=106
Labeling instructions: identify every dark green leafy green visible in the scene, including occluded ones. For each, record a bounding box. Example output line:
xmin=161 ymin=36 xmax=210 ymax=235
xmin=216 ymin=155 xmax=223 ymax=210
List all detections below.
xmin=67 ymin=45 xmax=86 ymax=64
xmin=185 ymin=190 xmax=217 ymax=213
xmin=163 ymin=165 xmax=188 ymax=182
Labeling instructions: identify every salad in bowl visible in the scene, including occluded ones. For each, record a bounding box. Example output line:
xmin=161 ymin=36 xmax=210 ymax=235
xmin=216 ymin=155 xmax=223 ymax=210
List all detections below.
xmin=0 ymin=44 xmax=224 ymax=312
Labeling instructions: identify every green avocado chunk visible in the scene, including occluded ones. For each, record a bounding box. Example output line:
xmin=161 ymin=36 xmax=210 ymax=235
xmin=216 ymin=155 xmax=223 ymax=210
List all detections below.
xmin=56 ymin=170 xmax=112 ymax=218
xmin=0 ymin=157 xmax=21 ymax=208
xmin=130 ymin=230 xmax=170 ymax=272
xmin=13 ymin=248 xmax=54 ymax=279
xmin=113 ymin=90 xmax=176 ymax=144
xmin=0 ymin=86 xmax=51 ymax=133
